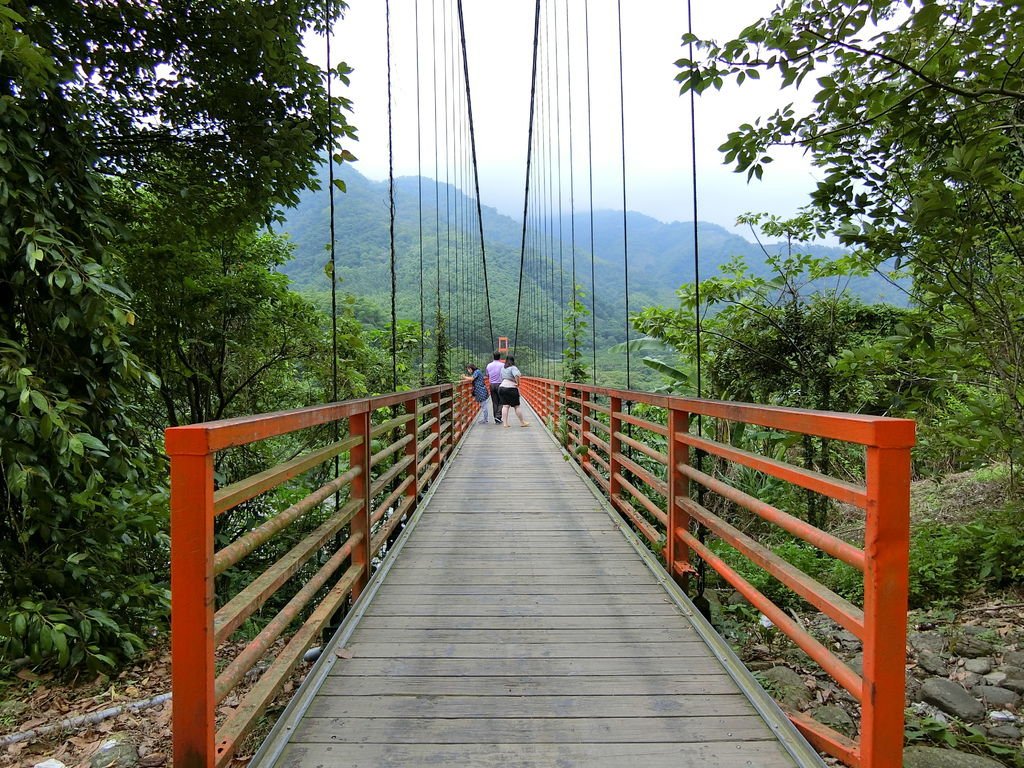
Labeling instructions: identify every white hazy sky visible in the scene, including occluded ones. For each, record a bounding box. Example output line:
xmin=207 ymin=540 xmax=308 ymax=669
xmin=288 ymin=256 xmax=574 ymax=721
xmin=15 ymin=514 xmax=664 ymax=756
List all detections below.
xmin=311 ymin=0 xmax=816 ymax=232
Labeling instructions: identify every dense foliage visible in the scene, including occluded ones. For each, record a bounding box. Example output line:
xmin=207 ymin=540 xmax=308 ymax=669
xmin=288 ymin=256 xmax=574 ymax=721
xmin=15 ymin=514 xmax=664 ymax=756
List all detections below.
xmin=677 ymin=0 xmax=1024 ymax=469
xmin=0 ymin=5 xmax=167 ymax=668
xmin=0 ymin=0 xmax=357 ymax=670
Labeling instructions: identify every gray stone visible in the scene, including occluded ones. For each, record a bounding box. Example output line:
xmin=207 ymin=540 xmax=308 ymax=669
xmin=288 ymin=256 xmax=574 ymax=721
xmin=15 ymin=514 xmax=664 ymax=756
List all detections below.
xmin=953 ymin=634 xmax=996 ymax=658
xmin=89 ymin=735 xmax=138 ymax=768
xmin=759 ymin=666 xmax=812 ymax=710
xmin=834 ymin=629 xmax=861 ymax=651
xmin=725 ymin=590 xmax=747 ymax=606
xmin=978 ymin=686 xmax=1020 ymax=709
xmin=983 ymin=671 xmax=1008 ymax=686
xmin=986 ymin=723 xmax=1021 ymax=741
xmin=964 ymin=658 xmax=993 ymax=675
xmin=919 ymin=650 xmax=948 ymax=676
xmin=909 ymin=631 xmax=948 ymax=655
xmin=811 ymin=705 xmax=856 ymax=739
xmin=849 ymin=652 xmax=864 ymax=677
xmin=903 ymin=746 xmax=1004 ymax=768
xmin=1002 ymin=672 xmax=1024 ymax=695
xmin=921 ymin=677 xmax=986 ymax=722
xmin=1002 ymin=650 xmax=1024 ymax=667
xmin=960 ymin=672 xmax=982 ymax=688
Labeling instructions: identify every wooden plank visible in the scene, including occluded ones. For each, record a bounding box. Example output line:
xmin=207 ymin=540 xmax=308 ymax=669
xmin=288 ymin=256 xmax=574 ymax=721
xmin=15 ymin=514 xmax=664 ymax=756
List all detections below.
xmin=344 ymin=641 xmax=712 ymax=659
xmin=376 ymin=583 xmax=668 ymax=596
xmin=343 ymin=628 xmax=690 ymax=644
xmin=264 ymin=404 xmax=804 ymax=768
xmin=276 ymin=740 xmax=798 ymax=768
xmin=362 ymin=604 xmax=683 ymax=617
xmin=369 ymin=593 xmax=677 ymax=606
xmin=356 ymin=615 xmax=675 ymax=630
xmin=318 ymin=674 xmax=742 ymax=697
xmin=291 ymin=715 xmax=779 ymax=744
xmin=379 ymin=572 xmax=661 ymax=586
xmin=304 ymin=693 xmax=759 ymax=719
xmin=327 ymin=657 xmax=732 ymax=677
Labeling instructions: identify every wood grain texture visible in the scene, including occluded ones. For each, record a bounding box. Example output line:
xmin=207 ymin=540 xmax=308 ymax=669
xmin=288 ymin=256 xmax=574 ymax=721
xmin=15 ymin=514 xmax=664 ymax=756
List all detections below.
xmin=269 ymin=403 xmax=803 ymax=767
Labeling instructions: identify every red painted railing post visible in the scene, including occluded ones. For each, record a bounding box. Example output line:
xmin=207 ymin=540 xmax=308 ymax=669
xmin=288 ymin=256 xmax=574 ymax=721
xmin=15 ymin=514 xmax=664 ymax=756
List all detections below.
xmin=579 ymin=389 xmax=591 ymax=471
xmin=609 ymin=396 xmax=623 ymax=504
xmin=167 ymin=433 xmax=216 ymax=768
xmin=860 ymin=440 xmax=912 ymax=768
xmin=405 ymin=396 xmax=419 ymax=505
xmin=431 ymin=391 xmax=442 ymax=473
xmin=349 ymin=408 xmax=372 ymax=600
xmin=666 ymin=405 xmax=691 ymax=586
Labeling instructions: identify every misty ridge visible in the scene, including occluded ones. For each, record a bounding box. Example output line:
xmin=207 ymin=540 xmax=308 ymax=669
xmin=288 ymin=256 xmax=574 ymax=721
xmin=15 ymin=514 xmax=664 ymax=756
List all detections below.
xmin=276 ymin=164 xmax=905 ymax=341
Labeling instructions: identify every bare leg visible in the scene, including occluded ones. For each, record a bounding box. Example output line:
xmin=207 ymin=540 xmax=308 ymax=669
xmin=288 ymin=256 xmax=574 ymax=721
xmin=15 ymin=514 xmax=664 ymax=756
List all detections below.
xmin=502 ymin=404 xmax=511 ymax=427
xmin=515 ymin=406 xmax=529 ymax=426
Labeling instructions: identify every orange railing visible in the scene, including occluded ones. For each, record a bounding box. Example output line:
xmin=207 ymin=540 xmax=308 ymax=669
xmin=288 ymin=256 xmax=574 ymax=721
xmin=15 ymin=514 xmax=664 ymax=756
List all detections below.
xmin=520 ymin=377 xmax=914 ymax=768
xmin=165 ymin=382 xmax=475 ymax=768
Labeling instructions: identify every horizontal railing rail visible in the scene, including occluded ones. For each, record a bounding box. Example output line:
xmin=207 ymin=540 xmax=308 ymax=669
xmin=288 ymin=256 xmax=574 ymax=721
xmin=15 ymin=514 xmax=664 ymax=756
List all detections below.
xmin=165 ymin=382 xmax=475 ymax=768
xmin=520 ymin=376 xmax=914 ymax=768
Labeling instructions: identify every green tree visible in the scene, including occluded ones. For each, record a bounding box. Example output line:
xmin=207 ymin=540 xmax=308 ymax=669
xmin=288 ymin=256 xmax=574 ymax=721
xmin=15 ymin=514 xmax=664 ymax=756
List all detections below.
xmin=632 ymin=223 xmax=908 ymax=527
xmin=1 ymin=0 xmax=356 ymax=670
xmin=0 ymin=9 xmax=167 ymax=669
xmin=676 ymin=0 xmax=1024 ymax=464
xmin=563 ymin=284 xmax=591 ymax=383
xmin=113 ymin=180 xmax=328 ymax=428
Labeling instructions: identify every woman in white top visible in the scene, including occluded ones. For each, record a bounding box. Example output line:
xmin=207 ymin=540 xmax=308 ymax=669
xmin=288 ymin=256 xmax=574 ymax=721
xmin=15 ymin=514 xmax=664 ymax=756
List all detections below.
xmin=497 ymin=356 xmax=530 ymax=428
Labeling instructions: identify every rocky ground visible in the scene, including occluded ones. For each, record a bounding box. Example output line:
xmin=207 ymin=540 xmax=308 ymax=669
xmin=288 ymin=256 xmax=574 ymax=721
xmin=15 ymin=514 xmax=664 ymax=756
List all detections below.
xmin=707 ymin=590 xmax=1024 ymax=768
xmin=3 ymin=597 xmax=1021 ymax=768
xmin=0 ymin=638 xmax=303 ymax=768
xmin=3 ymin=470 xmax=1020 ymax=767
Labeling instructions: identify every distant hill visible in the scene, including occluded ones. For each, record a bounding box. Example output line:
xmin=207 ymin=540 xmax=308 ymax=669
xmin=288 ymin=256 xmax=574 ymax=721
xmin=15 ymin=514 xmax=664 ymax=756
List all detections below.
xmin=277 ymin=165 xmax=904 ymax=346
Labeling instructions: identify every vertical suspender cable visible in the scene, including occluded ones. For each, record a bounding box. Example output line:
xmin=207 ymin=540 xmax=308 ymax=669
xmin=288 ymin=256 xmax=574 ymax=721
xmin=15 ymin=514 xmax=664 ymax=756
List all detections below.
xmin=442 ymin=0 xmax=452 ymax=373
xmin=416 ymin=0 xmax=425 ymax=385
xmin=456 ymin=0 xmax=494 ymax=349
xmin=324 ymin=0 xmax=339 ymax=410
xmin=512 ymin=0 xmax=543 ymax=355
xmin=616 ymin=0 xmax=631 ymax=390
xmin=583 ymin=1 xmax=597 ymax=384
xmin=685 ymin=0 xmax=710 ymax=619
xmin=432 ymin=0 xmax=442 ymax=382
xmin=386 ymin=0 xmax=398 ymax=392
xmin=553 ymin=0 xmax=564 ymax=379
xmin=565 ymin=0 xmax=577 ymax=378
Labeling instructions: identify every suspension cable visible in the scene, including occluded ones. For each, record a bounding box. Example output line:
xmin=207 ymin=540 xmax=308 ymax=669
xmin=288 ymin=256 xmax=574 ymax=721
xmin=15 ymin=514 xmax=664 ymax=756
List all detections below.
xmin=415 ymin=0 xmax=425 ymax=385
xmin=583 ymin=0 xmax=597 ymax=384
xmin=512 ymin=0 xmax=543 ymax=356
xmin=455 ymin=0 xmax=495 ymax=350
xmin=685 ymin=0 xmax=709 ymax=617
xmin=553 ymin=0 xmax=564 ymax=380
xmin=616 ymin=0 xmax=631 ymax=390
xmin=565 ymin=0 xmax=577 ymax=379
xmin=386 ymin=0 xmax=398 ymax=392
xmin=432 ymin=0 xmax=442 ymax=382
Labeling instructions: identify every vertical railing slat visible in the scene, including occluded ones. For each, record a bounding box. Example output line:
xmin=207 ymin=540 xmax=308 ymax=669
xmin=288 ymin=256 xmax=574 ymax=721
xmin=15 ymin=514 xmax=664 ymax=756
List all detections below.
xmin=349 ymin=409 xmax=372 ymax=600
xmin=666 ymin=405 xmax=691 ymax=586
xmin=860 ymin=442 xmax=912 ymax=768
xmin=168 ymin=447 xmax=216 ymax=768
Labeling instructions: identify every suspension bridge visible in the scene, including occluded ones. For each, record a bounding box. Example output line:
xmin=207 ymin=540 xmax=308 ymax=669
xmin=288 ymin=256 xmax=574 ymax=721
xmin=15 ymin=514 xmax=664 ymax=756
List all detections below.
xmin=165 ymin=2 xmax=915 ymax=767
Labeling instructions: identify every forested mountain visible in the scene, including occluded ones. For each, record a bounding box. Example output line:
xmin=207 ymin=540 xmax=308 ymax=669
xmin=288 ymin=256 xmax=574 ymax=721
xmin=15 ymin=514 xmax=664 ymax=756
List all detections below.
xmin=278 ymin=165 xmax=903 ymax=346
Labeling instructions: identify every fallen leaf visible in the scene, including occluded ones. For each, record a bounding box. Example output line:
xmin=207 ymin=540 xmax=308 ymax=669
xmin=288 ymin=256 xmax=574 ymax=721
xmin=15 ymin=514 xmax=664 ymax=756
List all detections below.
xmin=335 ymin=648 xmax=354 ymax=659
xmin=16 ymin=669 xmax=40 ymax=682
xmin=139 ymin=753 xmax=167 ymax=766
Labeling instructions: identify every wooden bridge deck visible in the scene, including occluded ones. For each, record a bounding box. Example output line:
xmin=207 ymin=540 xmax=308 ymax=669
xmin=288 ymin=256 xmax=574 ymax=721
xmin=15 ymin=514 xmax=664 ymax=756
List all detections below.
xmin=254 ymin=403 xmax=824 ymax=767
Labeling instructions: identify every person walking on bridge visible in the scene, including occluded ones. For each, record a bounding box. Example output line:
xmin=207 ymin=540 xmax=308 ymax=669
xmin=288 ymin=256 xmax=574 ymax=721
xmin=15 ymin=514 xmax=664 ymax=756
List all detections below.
xmin=464 ymin=364 xmax=490 ymax=424
xmin=499 ymin=356 xmax=530 ymax=428
xmin=485 ymin=351 xmax=504 ymax=425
